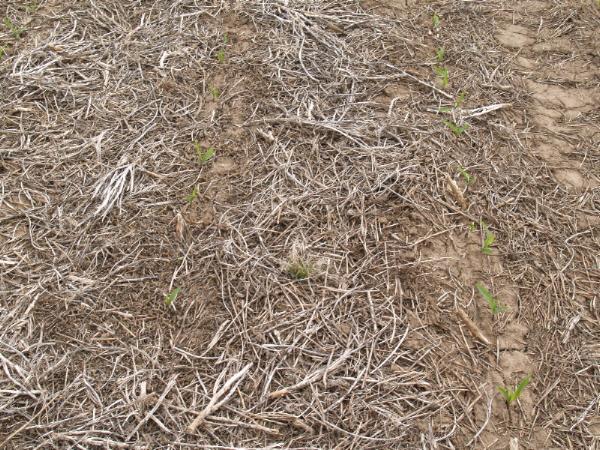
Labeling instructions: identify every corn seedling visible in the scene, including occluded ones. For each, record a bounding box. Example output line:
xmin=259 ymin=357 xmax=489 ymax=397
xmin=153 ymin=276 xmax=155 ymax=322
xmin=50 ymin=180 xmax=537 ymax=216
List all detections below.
xmin=216 ymin=48 xmax=225 ymax=63
xmin=25 ymin=2 xmax=39 ymax=13
xmin=434 ymin=66 xmax=449 ymax=88
xmin=439 ymin=92 xmax=467 ymax=114
xmin=0 ymin=46 xmax=5 ymax=59
xmin=444 ymin=120 xmax=468 ymax=136
xmin=287 ymin=260 xmax=312 ymax=280
xmin=164 ymin=287 xmax=181 ymax=307
xmin=498 ymin=375 xmax=531 ymax=405
xmin=458 ymin=166 xmax=474 ymax=184
xmin=476 ymin=282 xmax=506 ymax=314
xmin=467 ymin=222 xmax=476 ymax=232
xmin=435 ymin=47 xmax=445 ymax=62
xmin=432 ymin=13 xmax=441 ymax=29
xmin=223 ymin=33 xmax=229 ymax=44
xmin=482 ymin=231 xmax=495 ymax=254
xmin=209 ymin=85 xmax=220 ymax=100
xmin=186 ymin=186 xmax=198 ymax=204
xmin=194 ymin=142 xmax=215 ymax=163
xmin=3 ymin=17 xmax=26 ymax=39
xmin=481 ymin=223 xmax=496 ymax=254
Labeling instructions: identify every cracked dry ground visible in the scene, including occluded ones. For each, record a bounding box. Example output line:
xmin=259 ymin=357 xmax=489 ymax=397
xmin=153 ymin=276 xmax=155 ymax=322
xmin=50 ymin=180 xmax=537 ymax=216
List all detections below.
xmin=0 ymin=0 xmax=598 ymax=449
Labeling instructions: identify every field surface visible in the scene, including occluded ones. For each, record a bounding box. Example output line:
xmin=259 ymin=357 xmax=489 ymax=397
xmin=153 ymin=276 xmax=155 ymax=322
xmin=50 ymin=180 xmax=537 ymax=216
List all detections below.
xmin=1 ymin=0 xmax=599 ymax=448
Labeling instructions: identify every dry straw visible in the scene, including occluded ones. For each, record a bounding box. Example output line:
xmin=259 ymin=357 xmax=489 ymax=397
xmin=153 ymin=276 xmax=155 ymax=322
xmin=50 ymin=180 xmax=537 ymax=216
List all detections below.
xmin=0 ymin=0 xmax=597 ymax=448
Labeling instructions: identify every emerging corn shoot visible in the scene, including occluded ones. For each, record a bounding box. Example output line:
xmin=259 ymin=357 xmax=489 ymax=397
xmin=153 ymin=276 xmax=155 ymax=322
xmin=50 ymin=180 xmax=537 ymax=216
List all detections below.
xmin=435 ymin=47 xmax=445 ymax=62
xmin=454 ymin=91 xmax=466 ymax=107
xmin=186 ymin=186 xmax=199 ymax=204
xmin=498 ymin=375 xmax=531 ymax=405
xmin=287 ymin=260 xmax=312 ymax=280
xmin=476 ymin=282 xmax=506 ymax=314
xmin=194 ymin=142 xmax=216 ymax=163
xmin=458 ymin=166 xmax=474 ymax=184
xmin=444 ymin=120 xmax=468 ymax=136
xmin=164 ymin=287 xmax=181 ymax=307
xmin=3 ymin=17 xmax=26 ymax=38
xmin=481 ymin=222 xmax=496 ymax=254
xmin=434 ymin=66 xmax=449 ymax=88
xmin=209 ymin=86 xmax=220 ymax=100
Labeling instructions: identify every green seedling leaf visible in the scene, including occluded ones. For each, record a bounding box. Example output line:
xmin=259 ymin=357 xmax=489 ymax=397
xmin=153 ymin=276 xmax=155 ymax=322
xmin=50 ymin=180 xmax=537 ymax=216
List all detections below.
xmin=3 ymin=17 xmax=26 ymax=39
xmin=482 ymin=229 xmax=496 ymax=254
xmin=194 ymin=142 xmax=216 ymax=163
xmin=209 ymin=86 xmax=220 ymax=100
xmin=455 ymin=91 xmax=467 ymax=108
xmin=164 ymin=287 xmax=181 ymax=307
xmin=216 ymin=48 xmax=225 ymax=63
xmin=514 ymin=375 xmax=531 ymax=398
xmin=438 ymin=106 xmax=452 ymax=113
xmin=479 ymin=219 xmax=495 ymax=254
xmin=497 ymin=386 xmax=510 ymax=401
xmin=443 ymin=120 xmax=468 ymax=136
xmin=0 ymin=46 xmax=5 ymax=59
xmin=498 ymin=375 xmax=531 ymax=404
xmin=434 ymin=66 xmax=449 ymax=88
xmin=476 ymin=282 xmax=506 ymax=314
xmin=223 ymin=33 xmax=229 ymax=44
xmin=467 ymin=222 xmax=476 ymax=232
xmin=186 ymin=186 xmax=198 ymax=203
xmin=435 ymin=47 xmax=445 ymax=62
xmin=288 ymin=260 xmax=312 ymax=280
xmin=484 ymin=231 xmax=495 ymax=248
xmin=199 ymin=147 xmax=215 ymax=162
xmin=25 ymin=2 xmax=39 ymax=13
xmin=432 ymin=13 xmax=441 ymax=29
xmin=458 ymin=166 xmax=474 ymax=184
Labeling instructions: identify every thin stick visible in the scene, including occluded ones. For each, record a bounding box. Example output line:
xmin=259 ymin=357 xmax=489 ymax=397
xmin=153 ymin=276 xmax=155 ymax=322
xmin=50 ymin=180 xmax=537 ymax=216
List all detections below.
xmin=127 ymin=375 xmax=178 ymax=441
xmin=269 ymin=349 xmax=353 ymax=399
xmin=187 ymin=364 xmax=253 ymax=433
xmin=456 ymin=309 xmax=491 ymax=347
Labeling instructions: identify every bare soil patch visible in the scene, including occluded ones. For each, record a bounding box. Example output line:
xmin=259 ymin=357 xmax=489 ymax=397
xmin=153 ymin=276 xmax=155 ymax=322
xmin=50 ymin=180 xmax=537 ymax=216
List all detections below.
xmin=1 ymin=0 xmax=598 ymax=448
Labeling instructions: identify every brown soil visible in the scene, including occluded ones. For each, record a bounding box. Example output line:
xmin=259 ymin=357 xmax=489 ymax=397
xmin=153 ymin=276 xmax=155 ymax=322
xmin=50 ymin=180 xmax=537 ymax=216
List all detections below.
xmin=1 ymin=0 xmax=598 ymax=449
